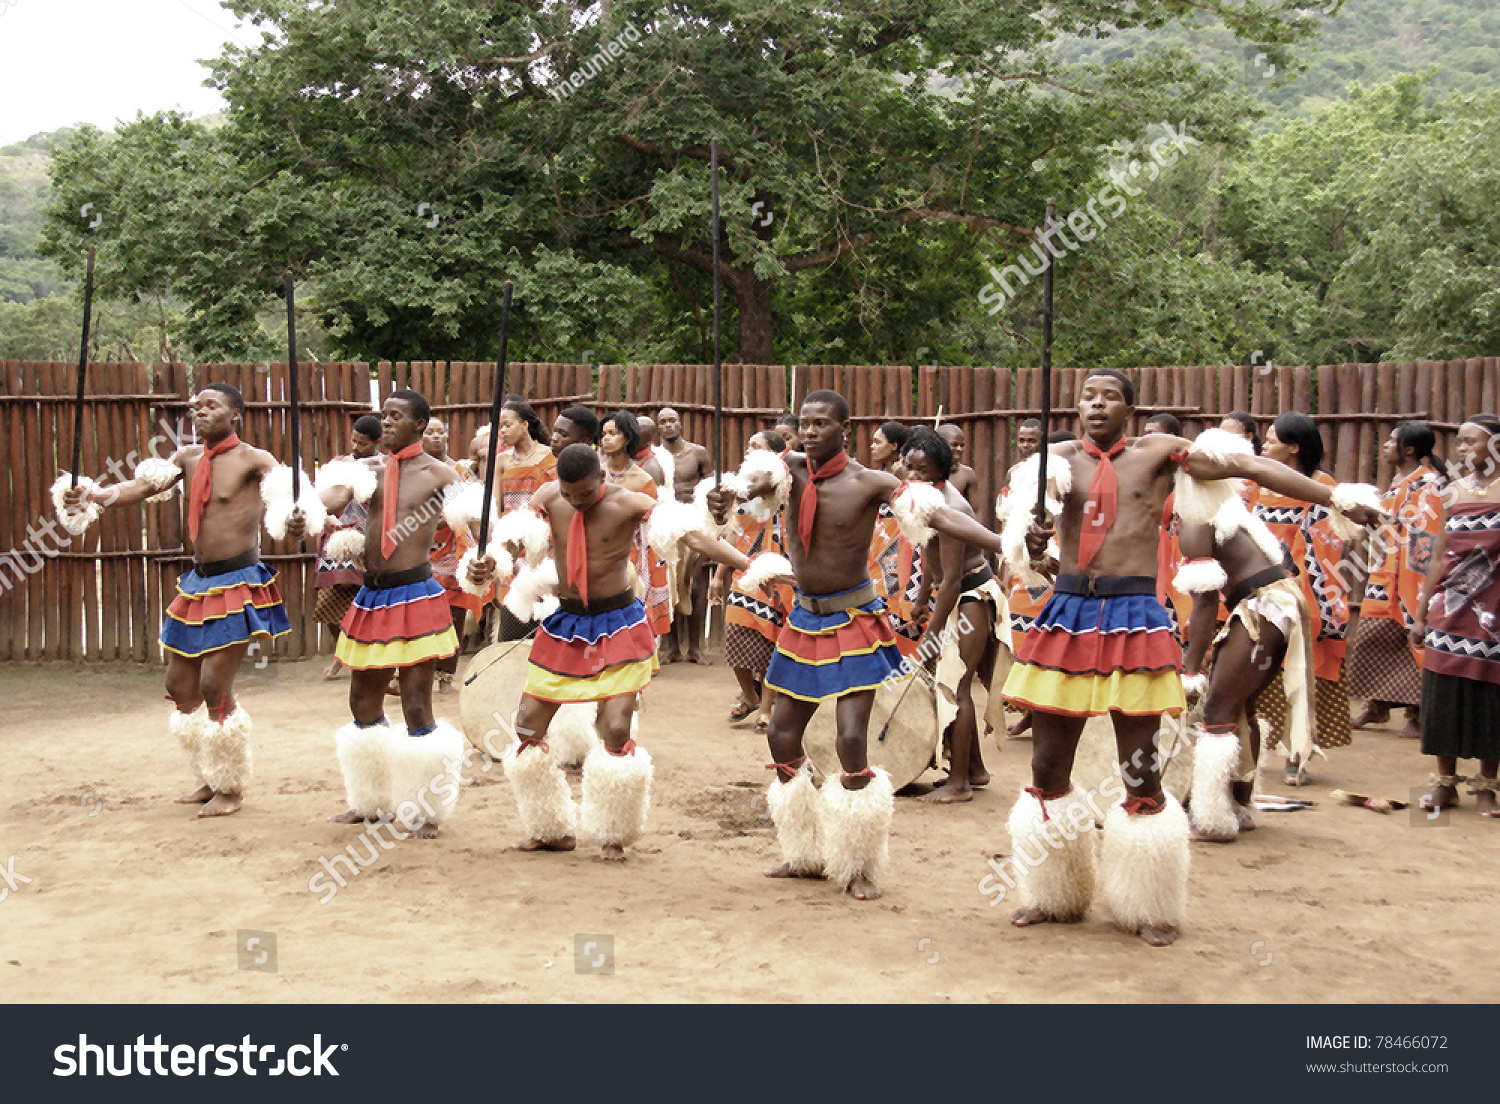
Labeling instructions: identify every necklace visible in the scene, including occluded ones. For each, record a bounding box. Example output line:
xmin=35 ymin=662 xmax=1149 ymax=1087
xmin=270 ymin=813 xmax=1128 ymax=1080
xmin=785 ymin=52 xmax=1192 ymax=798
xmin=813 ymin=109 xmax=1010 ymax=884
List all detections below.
xmin=514 ymin=439 xmax=541 ymax=464
xmin=1461 ymin=471 xmax=1498 ymax=495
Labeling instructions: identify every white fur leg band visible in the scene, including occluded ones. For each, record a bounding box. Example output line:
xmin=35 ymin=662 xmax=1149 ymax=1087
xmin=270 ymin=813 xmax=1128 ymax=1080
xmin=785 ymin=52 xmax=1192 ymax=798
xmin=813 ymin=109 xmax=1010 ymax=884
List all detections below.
xmin=1004 ymin=787 xmax=1097 ymax=920
xmin=503 ymin=740 xmax=577 ymax=843
xmin=169 ymin=704 xmax=210 ymax=786
xmin=1328 ymin=482 xmax=1382 ymax=540
xmin=1099 ymin=794 xmax=1190 ymax=934
xmin=890 ymin=481 xmax=946 ymax=547
xmin=315 ymin=458 xmax=378 ymax=504
xmin=767 ymin=767 xmax=823 ymax=876
xmin=51 ymin=473 xmax=104 ymax=535
xmin=1189 ymin=732 xmax=1241 ymax=839
xmin=262 ymin=464 xmax=328 ymax=540
xmin=335 ymin=721 xmax=397 ymax=820
xmin=548 ymin=703 xmax=602 ymax=768
xmin=739 ymin=553 xmax=792 ymax=597
xmin=818 ymin=769 xmax=894 ymax=890
xmin=389 ymin=720 xmax=465 ymax=831
xmin=581 ymin=744 xmax=654 ymax=849
xmin=199 ymin=705 xmax=253 ymax=796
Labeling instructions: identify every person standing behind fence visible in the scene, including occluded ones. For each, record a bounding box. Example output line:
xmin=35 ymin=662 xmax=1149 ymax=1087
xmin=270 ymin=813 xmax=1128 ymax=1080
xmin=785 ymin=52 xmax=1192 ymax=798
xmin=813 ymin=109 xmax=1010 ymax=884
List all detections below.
xmin=1345 ymin=421 xmax=1445 ymax=739
xmin=1251 ymin=412 xmax=1355 ymax=785
xmin=316 ymin=414 xmax=382 ymax=679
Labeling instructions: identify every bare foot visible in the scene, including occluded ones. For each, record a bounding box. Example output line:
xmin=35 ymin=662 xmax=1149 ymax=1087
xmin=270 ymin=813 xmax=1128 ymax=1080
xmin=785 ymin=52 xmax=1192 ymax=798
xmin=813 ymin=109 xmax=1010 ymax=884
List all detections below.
xmin=1398 ymin=709 xmax=1420 ymax=739
xmin=322 ymin=660 xmax=344 ymax=680
xmin=845 ymin=873 xmax=881 ymax=900
xmin=1011 ymin=906 xmax=1064 ymax=927
xmin=764 ymin=863 xmax=825 ymax=879
xmin=198 ymin=791 xmax=242 ymax=818
xmin=436 ymin=678 xmax=455 ymax=695
xmin=1190 ymin=830 xmax=1237 ymax=843
xmin=598 ymin=843 xmax=627 ymax=862
xmin=688 ymin=649 xmax=712 ymax=666
xmin=1139 ymin=923 xmax=1179 ymax=947
xmin=923 ymin=781 xmax=973 ymax=803
xmin=661 ymin=648 xmax=683 ymax=665
xmin=1351 ymin=702 xmax=1390 ymax=729
xmin=385 ymin=679 xmax=401 ymax=697
xmin=1420 ymin=784 xmax=1460 ymax=811
xmin=969 ymin=768 xmax=990 ymax=787
xmin=175 ymin=785 xmax=214 ymax=805
xmin=514 ymin=835 xmax=576 ymax=852
xmin=1476 ymin=789 xmax=1499 ymax=818
xmin=409 ymin=822 xmax=440 ymax=839
xmin=329 ymin=809 xmax=369 ymax=824
xmin=1006 ymin=711 xmax=1033 ymax=737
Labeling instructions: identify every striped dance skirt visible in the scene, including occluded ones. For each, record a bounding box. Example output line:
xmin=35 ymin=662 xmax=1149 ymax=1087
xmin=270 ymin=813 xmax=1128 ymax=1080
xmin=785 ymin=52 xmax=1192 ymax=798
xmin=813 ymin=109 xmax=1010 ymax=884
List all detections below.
xmin=764 ymin=587 xmax=905 ymax=703
xmin=1001 ymin=592 xmax=1185 ymax=717
xmin=524 ymin=597 xmax=660 ymax=703
xmin=336 ymin=574 xmax=459 ymax=670
xmin=160 ymin=561 xmax=291 ymax=658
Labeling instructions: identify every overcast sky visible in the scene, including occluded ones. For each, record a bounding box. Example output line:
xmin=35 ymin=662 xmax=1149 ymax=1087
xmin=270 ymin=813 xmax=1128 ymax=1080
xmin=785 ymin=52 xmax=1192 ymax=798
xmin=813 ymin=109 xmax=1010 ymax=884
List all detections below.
xmin=0 ymin=0 xmax=244 ymax=145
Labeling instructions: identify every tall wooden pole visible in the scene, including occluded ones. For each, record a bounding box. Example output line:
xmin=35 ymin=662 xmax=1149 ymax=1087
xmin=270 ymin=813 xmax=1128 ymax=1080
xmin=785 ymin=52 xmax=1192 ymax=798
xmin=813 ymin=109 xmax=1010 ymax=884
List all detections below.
xmin=1035 ymin=197 xmax=1056 ymax=525
xmin=477 ymin=281 xmax=515 ymax=551
xmin=69 ymin=246 xmax=97 ymax=488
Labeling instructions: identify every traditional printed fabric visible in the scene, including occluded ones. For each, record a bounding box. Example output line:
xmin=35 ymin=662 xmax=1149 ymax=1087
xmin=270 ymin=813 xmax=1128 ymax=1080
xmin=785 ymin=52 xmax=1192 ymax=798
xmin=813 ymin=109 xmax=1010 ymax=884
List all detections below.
xmin=524 ymin=597 xmax=660 ymax=702
xmin=1252 ymin=672 xmax=1352 ymax=751
xmin=1345 ymin=616 xmax=1422 ymax=705
xmin=724 ymin=505 xmax=792 ymax=645
xmin=605 ymin=465 xmax=673 ymax=636
xmin=1215 ymin=575 xmax=1317 ymax=761
xmin=1360 ymin=467 xmax=1444 ymax=664
xmin=335 ymin=576 xmax=459 ymax=670
xmin=496 ymin=448 xmax=559 ymax=608
xmin=868 ymin=504 xmax=902 ymax=603
xmin=314 ymin=582 xmax=360 ymax=627
xmin=1423 ymin=503 xmax=1500 ymax=687
xmin=764 ymin=588 xmax=905 ymax=702
xmin=1000 ymin=591 xmax=1184 ymax=718
xmin=1254 ymin=470 xmax=1350 ymax=682
xmin=161 ymin=561 xmax=291 ymax=658
xmin=314 ymin=452 xmax=367 ymax=588
xmin=724 ymin=622 xmax=776 ymax=677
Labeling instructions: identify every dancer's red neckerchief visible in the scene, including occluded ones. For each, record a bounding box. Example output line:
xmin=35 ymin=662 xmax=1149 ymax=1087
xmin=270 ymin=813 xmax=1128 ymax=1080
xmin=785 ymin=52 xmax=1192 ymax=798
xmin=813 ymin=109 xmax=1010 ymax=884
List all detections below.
xmin=567 ymin=485 xmax=606 ymax=605
xmin=1156 ymin=490 xmax=1177 ymax=610
xmin=634 ymin=446 xmax=652 ymax=462
xmin=188 ymin=434 xmax=240 ymax=542
xmin=381 ymin=441 xmax=425 ymax=557
xmin=1076 ymin=436 xmax=1129 ymax=571
xmin=797 ymin=449 xmax=849 ymax=553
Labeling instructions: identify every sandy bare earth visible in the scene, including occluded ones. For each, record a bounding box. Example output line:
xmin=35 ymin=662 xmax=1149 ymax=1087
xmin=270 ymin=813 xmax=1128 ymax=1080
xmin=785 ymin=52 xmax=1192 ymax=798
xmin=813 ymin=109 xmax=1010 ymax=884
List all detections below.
xmin=0 ymin=655 xmax=1495 ymax=1004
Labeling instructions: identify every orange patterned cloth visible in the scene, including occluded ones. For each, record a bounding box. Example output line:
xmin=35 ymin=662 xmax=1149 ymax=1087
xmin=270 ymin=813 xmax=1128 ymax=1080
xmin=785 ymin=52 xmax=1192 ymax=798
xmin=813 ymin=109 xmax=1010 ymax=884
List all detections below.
xmin=1253 ymin=471 xmax=1349 ymax=682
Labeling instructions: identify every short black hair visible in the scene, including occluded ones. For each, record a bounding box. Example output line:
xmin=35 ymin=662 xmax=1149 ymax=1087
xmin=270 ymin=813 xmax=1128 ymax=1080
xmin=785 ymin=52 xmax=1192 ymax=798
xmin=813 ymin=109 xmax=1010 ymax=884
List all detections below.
xmin=776 ymin=413 xmax=800 ymax=431
xmin=1019 ymin=418 xmax=1042 ymax=433
xmin=877 ymin=421 xmax=910 ymax=450
xmin=1048 ymin=430 xmax=1076 ymax=444
xmin=602 ymin=410 xmax=641 ymax=456
xmin=352 ymin=414 xmax=381 ymax=439
xmin=1081 ymin=369 xmax=1135 ymax=406
xmin=802 ymin=389 xmax=850 ymax=422
xmin=204 ymin=382 xmax=244 ymax=413
xmin=902 ymin=425 xmax=955 ymax=480
xmin=557 ymin=442 xmax=602 ymax=483
xmin=388 ymin=388 xmax=431 ymax=424
xmin=760 ymin=430 xmax=786 ymax=453
xmin=558 ymin=405 xmax=599 ymax=443
xmin=504 ymin=395 xmax=547 ymax=446
xmin=1144 ymin=412 xmax=1181 ymax=435
xmin=1271 ymin=411 xmax=1324 ymax=476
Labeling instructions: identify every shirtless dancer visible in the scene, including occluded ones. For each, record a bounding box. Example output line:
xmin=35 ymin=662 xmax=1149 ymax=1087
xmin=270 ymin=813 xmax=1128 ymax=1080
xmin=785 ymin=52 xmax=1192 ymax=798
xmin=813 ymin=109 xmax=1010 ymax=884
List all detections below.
xmin=59 ymin=383 xmax=302 ymax=817
xmin=635 ymin=416 xmax=668 ymax=486
xmin=999 ymin=369 xmax=1381 ymax=944
xmin=468 ymin=444 xmax=759 ymax=860
xmin=937 ymin=423 xmax=980 ymax=509
xmin=657 ymin=407 xmax=716 ymax=664
xmin=304 ymin=390 xmax=466 ymax=839
xmin=720 ymin=391 xmax=1010 ymax=900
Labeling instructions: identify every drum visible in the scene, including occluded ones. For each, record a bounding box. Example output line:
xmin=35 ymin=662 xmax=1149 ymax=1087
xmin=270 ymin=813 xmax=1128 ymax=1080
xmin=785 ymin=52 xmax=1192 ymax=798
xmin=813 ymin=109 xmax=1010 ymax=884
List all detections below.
xmin=803 ymin=669 xmax=944 ymax=790
xmin=459 ymin=638 xmax=534 ymax=757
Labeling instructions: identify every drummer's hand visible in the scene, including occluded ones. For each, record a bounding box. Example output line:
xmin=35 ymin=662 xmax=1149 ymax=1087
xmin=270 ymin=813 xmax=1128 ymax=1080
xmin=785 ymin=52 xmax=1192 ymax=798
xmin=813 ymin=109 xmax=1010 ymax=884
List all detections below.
xmin=1025 ymin=518 xmax=1054 ymax=560
xmin=285 ymin=509 xmax=308 ymax=540
xmin=467 ymin=553 xmax=497 ymax=587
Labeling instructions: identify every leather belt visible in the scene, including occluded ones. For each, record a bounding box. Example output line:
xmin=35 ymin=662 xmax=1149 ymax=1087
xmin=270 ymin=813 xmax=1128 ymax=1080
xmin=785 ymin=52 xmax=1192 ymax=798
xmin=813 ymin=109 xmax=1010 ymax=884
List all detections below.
xmin=958 ymin=565 xmax=995 ymax=593
xmin=1226 ymin=565 xmax=1290 ymax=612
xmin=796 ymin=580 xmax=878 ymax=615
xmin=363 ymin=563 xmax=433 ymax=590
xmin=558 ymin=589 xmax=637 ymax=616
xmin=192 ymin=549 xmax=260 ymax=576
xmin=1053 ymin=574 xmax=1157 ymax=598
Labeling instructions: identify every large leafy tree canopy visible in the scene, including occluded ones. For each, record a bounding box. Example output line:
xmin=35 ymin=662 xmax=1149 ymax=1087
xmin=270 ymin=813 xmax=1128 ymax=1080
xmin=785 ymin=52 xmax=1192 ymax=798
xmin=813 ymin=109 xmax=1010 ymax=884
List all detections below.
xmin=37 ymin=0 xmax=1319 ymax=364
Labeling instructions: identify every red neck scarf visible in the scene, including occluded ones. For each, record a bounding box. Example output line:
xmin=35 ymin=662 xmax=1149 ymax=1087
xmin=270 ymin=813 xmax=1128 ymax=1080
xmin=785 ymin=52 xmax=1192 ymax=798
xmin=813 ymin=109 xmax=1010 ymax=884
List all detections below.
xmin=1077 ymin=436 xmax=1128 ymax=571
xmin=188 ymin=434 xmax=240 ymax=542
xmin=634 ymin=446 xmax=653 ymax=462
xmin=568 ymin=486 xmax=606 ymax=605
xmin=381 ymin=442 xmax=425 ymax=557
xmin=797 ymin=450 xmax=849 ymax=553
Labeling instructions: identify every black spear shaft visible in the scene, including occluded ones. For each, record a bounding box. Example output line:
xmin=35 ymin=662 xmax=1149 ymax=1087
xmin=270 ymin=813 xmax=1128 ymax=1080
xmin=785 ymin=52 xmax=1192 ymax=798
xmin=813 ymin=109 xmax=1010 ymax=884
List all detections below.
xmin=70 ymin=245 xmax=96 ymax=488
xmin=285 ymin=273 xmax=301 ymax=503
xmin=710 ymin=138 xmax=723 ymax=488
xmin=1036 ymin=197 xmax=1055 ymax=525
xmin=477 ymin=281 xmax=514 ymax=551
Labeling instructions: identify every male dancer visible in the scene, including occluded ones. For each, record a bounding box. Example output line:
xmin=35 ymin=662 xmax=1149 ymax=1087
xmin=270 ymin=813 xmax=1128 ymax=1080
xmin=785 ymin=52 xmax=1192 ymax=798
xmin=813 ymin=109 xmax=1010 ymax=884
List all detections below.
xmin=937 ymin=423 xmax=980 ymax=509
xmin=550 ymin=406 xmax=600 ymax=457
xmin=999 ymin=369 xmax=1381 ymax=944
xmin=658 ymin=406 xmax=715 ymax=664
xmin=468 ymin=444 xmax=760 ymax=860
xmin=59 ymin=383 xmax=297 ymax=817
xmin=635 ymin=415 xmax=668 ymax=486
xmin=302 ymin=389 xmax=466 ymax=839
xmin=721 ymin=391 xmax=1011 ymax=900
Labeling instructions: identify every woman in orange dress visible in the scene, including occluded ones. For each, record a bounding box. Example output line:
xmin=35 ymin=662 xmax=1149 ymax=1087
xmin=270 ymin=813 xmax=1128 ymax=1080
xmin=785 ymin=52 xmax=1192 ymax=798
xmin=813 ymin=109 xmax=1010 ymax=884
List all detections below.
xmin=599 ymin=410 xmax=674 ymax=640
xmin=491 ymin=397 xmax=558 ymax=635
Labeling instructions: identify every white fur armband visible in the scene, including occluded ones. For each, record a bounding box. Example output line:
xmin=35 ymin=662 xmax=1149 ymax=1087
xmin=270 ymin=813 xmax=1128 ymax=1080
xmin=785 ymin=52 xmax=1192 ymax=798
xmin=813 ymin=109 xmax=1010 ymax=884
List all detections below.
xmin=1174 ymin=428 xmax=1250 ymax=525
xmin=647 ymin=499 xmax=709 ymax=562
xmin=493 ymin=506 xmax=552 ymax=567
xmin=694 ymin=475 xmax=745 ymax=537
xmin=999 ymin=453 xmax=1070 ymax=587
xmin=1181 ymin=672 xmax=1208 ymax=700
xmin=323 ymin=527 xmax=366 ymax=569
xmin=134 ymin=457 xmax=181 ymax=504
xmin=442 ymin=481 xmax=497 ymax=537
xmin=738 ymin=553 xmax=793 ymax=597
xmin=315 ymin=458 xmax=378 ymax=505
xmin=262 ymin=465 xmax=328 ymax=540
xmin=502 ymin=558 xmax=558 ymax=622
xmin=1328 ymin=482 xmax=1382 ymax=540
xmin=890 ymin=481 xmax=947 ymax=547
xmin=1173 ymin=557 xmax=1228 ymax=596
xmin=738 ymin=450 xmax=791 ymax=512
xmin=51 ymin=473 xmax=104 ymax=536
xmin=456 ymin=543 xmax=513 ymax=596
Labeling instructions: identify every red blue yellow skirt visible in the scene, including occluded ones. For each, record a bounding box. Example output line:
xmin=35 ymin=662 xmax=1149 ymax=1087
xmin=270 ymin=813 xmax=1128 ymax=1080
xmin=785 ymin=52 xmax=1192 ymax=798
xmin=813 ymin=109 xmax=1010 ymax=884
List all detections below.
xmin=1002 ymin=592 xmax=1184 ymax=717
xmin=524 ymin=598 xmax=660 ymax=702
xmin=764 ymin=588 xmax=905 ymax=702
xmin=336 ymin=577 xmax=459 ymax=670
xmin=160 ymin=562 xmax=291 ymax=658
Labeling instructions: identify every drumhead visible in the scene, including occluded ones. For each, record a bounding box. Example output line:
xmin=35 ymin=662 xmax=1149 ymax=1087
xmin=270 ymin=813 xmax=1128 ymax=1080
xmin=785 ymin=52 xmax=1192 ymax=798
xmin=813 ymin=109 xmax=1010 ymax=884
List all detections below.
xmin=459 ymin=638 xmax=533 ymax=756
xmin=802 ymin=671 xmax=943 ymax=790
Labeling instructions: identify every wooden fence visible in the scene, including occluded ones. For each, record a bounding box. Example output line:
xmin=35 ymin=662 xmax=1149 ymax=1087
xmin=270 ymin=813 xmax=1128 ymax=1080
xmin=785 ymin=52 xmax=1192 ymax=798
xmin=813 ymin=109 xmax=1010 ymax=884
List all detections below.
xmin=3 ymin=356 xmax=1496 ymax=663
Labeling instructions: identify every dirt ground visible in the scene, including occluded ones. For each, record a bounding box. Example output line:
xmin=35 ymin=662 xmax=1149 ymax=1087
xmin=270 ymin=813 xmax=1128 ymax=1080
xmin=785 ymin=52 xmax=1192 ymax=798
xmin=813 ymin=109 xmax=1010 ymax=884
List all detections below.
xmin=1 ymin=655 xmax=1494 ymax=1004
